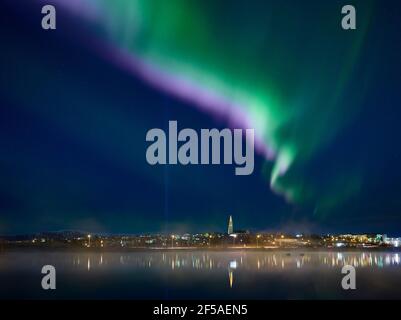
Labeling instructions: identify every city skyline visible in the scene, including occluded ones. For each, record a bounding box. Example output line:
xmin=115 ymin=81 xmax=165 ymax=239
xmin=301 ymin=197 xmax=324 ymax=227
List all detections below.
xmin=2 ymin=214 xmax=400 ymax=247
xmin=1 ymin=213 xmax=401 ymax=237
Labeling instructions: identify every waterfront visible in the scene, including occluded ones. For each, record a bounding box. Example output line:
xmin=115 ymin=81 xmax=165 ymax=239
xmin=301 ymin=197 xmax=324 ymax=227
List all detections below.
xmin=1 ymin=250 xmax=401 ymax=299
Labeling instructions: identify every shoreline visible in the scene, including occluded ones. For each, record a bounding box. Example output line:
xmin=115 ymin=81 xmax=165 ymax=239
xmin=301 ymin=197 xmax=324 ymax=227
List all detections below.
xmin=2 ymin=246 xmax=401 ymax=253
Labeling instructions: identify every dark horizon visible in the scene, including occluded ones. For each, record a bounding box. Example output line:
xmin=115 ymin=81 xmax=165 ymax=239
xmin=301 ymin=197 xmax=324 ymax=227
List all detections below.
xmin=1 ymin=224 xmax=400 ymax=238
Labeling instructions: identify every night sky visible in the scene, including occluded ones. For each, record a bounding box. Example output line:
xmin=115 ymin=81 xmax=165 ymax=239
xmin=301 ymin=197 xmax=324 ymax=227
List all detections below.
xmin=1 ymin=0 xmax=401 ymax=235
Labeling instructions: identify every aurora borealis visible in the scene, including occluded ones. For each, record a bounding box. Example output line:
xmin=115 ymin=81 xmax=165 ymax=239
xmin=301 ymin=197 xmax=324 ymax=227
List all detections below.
xmin=1 ymin=0 xmax=401 ymax=234
xmin=42 ymin=0 xmax=376 ymax=204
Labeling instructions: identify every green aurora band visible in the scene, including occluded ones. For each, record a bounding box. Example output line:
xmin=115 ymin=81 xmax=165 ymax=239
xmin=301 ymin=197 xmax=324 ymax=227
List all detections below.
xmin=50 ymin=0 xmax=375 ymax=211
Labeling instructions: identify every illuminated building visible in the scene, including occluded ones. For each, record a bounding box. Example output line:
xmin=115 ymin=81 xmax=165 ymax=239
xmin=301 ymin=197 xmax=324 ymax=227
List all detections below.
xmin=228 ymin=215 xmax=233 ymax=235
xmin=384 ymin=237 xmax=401 ymax=247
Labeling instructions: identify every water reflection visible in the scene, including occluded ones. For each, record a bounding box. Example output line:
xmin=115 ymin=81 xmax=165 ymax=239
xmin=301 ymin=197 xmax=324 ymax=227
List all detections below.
xmin=69 ymin=251 xmax=401 ymax=271
xmin=66 ymin=251 xmax=401 ymax=288
xmin=228 ymin=270 xmax=234 ymax=288
xmin=2 ymin=250 xmax=401 ymax=298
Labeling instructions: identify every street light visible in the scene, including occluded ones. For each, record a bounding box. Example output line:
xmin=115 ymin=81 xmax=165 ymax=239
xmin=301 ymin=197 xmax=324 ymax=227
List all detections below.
xmin=257 ymin=234 xmax=261 ymax=248
xmin=171 ymin=235 xmax=175 ymax=248
xmin=87 ymin=234 xmax=91 ymax=247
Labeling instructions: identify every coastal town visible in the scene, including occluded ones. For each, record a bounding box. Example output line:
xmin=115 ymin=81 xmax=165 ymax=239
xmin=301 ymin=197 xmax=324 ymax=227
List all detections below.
xmin=1 ymin=216 xmax=400 ymax=250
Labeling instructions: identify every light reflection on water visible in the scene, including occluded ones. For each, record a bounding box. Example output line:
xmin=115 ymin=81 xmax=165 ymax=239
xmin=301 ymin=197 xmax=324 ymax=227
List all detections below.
xmin=1 ymin=250 xmax=401 ymax=299
xmin=65 ymin=251 xmax=401 ymax=290
xmin=67 ymin=251 xmax=401 ymax=272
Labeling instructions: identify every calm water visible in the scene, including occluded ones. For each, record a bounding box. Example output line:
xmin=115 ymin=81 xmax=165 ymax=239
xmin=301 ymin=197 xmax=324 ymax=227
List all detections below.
xmin=1 ymin=250 xmax=401 ymax=299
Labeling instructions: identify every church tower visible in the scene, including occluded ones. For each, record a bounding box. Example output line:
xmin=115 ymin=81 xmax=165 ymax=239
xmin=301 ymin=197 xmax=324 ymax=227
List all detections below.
xmin=228 ymin=215 xmax=233 ymax=235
